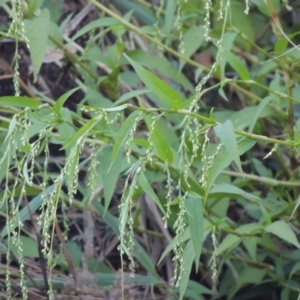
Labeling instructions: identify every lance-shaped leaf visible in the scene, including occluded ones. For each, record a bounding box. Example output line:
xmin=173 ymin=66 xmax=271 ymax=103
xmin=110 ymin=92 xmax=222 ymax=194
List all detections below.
xmin=111 ymin=110 xmax=141 ymax=165
xmin=24 ymin=9 xmax=50 ymax=81
xmin=145 ymin=116 xmax=173 ymax=163
xmin=185 ymin=196 xmax=203 ymax=270
xmin=124 ymin=54 xmax=183 ymax=109
xmin=0 ymin=96 xmax=39 ymax=109
xmin=214 ymin=120 xmax=243 ymax=173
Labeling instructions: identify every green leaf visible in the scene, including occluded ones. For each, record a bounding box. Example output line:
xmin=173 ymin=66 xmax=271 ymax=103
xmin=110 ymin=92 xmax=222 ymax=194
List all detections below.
xmin=113 ymin=89 xmax=150 ymax=106
xmin=219 ymin=32 xmax=238 ymax=77
xmin=53 ymin=87 xmax=80 ymax=119
xmin=289 ymin=260 xmax=300 ymax=279
xmin=28 ymin=0 xmax=44 ymax=17
xmin=185 ymin=197 xmax=203 ymax=270
xmin=179 ymin=240 xmax=195 ymax=300
xmin=209 ymin=183 xmax=260 ymax=201
xmin=124 ymin=50 xmax=194 ymax=92
xmin=67 ymin=241 xmax=82 ymax=268
xmin=5 ymin=236 xmax=39 ymax=258
xmin=124 ymin=54 xmax=183 ymax=109
xmin=179 ymin=26 xmax=205 ymax=72
xmin=0 ymin=96 xmax=39 ymax=109
xmin=158 ymin=229 xmax=190 ymax=266
xmin=183 ymin=280 xmax=213 ymax=298
xmin=260 ymin=203 xmax=272 ymax=225
xmin=216 ymin=234 xmax=241 ymax=255
xmin=111 ymin=110 xmax=141 ymax=165
xmin=138 ymin=172 xmax=165 ymax=213
xmin=218 ymin=87 xmax=229 ymax=101
xmin=24 ymin=8 xmax=50 ymax=81
xmin=4 ymin=114 xmax=17 ymax=143
xmin=225 ymin=51 xmax=250 ymax=80
xmin=65 ymin=144 xmax=80 ymax=196
xmin=243 ymin=236 xmax=258 ymax=261
xmin=214 ymin=120 xmax=243 ymax=173
xmin=251 ymin=0 xmax=280 ymax=16
xmin=146 ymin=118 xmax=173 ymax=163
xmin=230 ymin=3 xmax=254 ymax=49
xmin=236 ymin=223 xmax=263 ymax=234
xmin=71 ymin=18 xmax=122 ymax=41
xmin=265 ymin=221 xmax=300 ymax=249
xmin=205 ymin=138 xmax=256 ymax=200
xmin=99 ymin=146 xmax=123 ymax=214
xmin=61 ymin=116 xmax=100 ymax=150
xmin=290 ymin=195 xmax=300 ymax=220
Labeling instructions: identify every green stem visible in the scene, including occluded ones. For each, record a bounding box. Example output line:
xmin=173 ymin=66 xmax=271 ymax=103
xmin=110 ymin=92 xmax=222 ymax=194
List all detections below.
xmin=222 ymin=170 xmax=300 ymax=187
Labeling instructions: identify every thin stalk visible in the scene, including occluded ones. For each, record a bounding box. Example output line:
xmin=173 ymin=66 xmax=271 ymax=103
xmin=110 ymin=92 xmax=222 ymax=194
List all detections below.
xmin=222 ymin=170 xmax=300 ymax=187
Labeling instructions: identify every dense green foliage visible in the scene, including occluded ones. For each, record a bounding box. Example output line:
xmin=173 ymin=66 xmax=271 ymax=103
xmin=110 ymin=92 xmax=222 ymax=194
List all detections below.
xmin=1 ymin=0 xmax=300 ymax=299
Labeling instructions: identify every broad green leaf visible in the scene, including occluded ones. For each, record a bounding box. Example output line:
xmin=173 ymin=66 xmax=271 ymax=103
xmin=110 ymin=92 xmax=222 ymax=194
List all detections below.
xmin=124 ymin=50 xmax=194 ymax=92
xmin=53 ymin=87 xmax=80 ymax=118
xmin=290 ymin=195 xmax=300 ymax=220
xmin=113 ymin=89 xmax=150 ymax=106
xmin=0 ymin=96 xmax=39 ymax=109
xmin=146 ymin=118 xmax=173 ymax=163
xmin=101 ymin=104 xmax=128 ymax=112
xmin=228 ymin=267 xmax=266 ymax=299
xmin=236 ymin=223 xmax=263 ymax=234
xmin=239 ymin=267 xmax=266 ymax=285
xmin=230 ymin=3 xmax=254 ymax=49
xmin=61 ymin=116 xmax=101 ymax=150
xmin=289 ymin=260 xmax=300 ymax=279
xmin=5 ymin=236 xmax=39 ymax=258
xmin=4 ymin=114 xmax=17 ymax=143
xmin=179 ymin=26 xmax=205 ymax=71
xmin=216 ymin=234 xmax=241 ymax=255
xmin=225 ymin=51 xmax=250 ymax=80
xmin=219 ymin=32 xmax=238 ymax=77
xmin=205 ymin=138 xmax=256 ymax=199
xmin=71 ymin=18 xmax=121 ymax=41
xmin=265 ymin=221 xmax=300 ymax=249
xmin=24 ymin=9 xmax=50 ymax=81
xmin=163 ymin=0 xmax=177 ymax=36
xmin=242 ymin=236 xmax=258 ymax=261
xmin=251 ymin=0 xmax=280 ymax=16
xmin=214 ymin=106 xmax=274 ymax=131
xmin=183 ymin=280 xmax=213 ymax=298
xmin=185 ymin=197 xmax=203 ymax=270
xmin=67 ymin=242 xmax=82 ymax=268
xmin=275 ymin=37 xmax=289 ymax=56
xmin=111 ymin=110 xmax=141 ymax=165
xmin=66 ymin=144 xmax=80 ymax=196
xmin=28 ymin=0 xmax=44 ymax=17
xmin=124 ymin=54 xmax=183 ymax=109
xmin=218 ymin=87 xmax=229 ymax=101
xmin=214 ymin=120 xmax=243 ymax=173
xmin=260 ymin=203 xmax=272 ymax=225
xmin=99 ymin=146 xmax=123 ymax=214
xmin=138 ymin=172 xmax=165 ymax=213
xmin=111 ymin=0 xmax=155 ymax=25
xmin=179 ymin=240 xmax=194 ymax=300
xmin=210 ymin=183 xmax=260 ymax=201
xmin=257 ymin=61 xmax=277 ymax=77
xmin=158 ymin=229 xmax=190 ymax=266
xmin=252 ymin=157 xmax=272 ymax=178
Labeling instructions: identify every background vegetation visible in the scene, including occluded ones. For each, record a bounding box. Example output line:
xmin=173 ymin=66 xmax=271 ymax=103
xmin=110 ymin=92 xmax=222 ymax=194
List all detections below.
xmin=1 ymin=0 xmax=300 ymax=299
